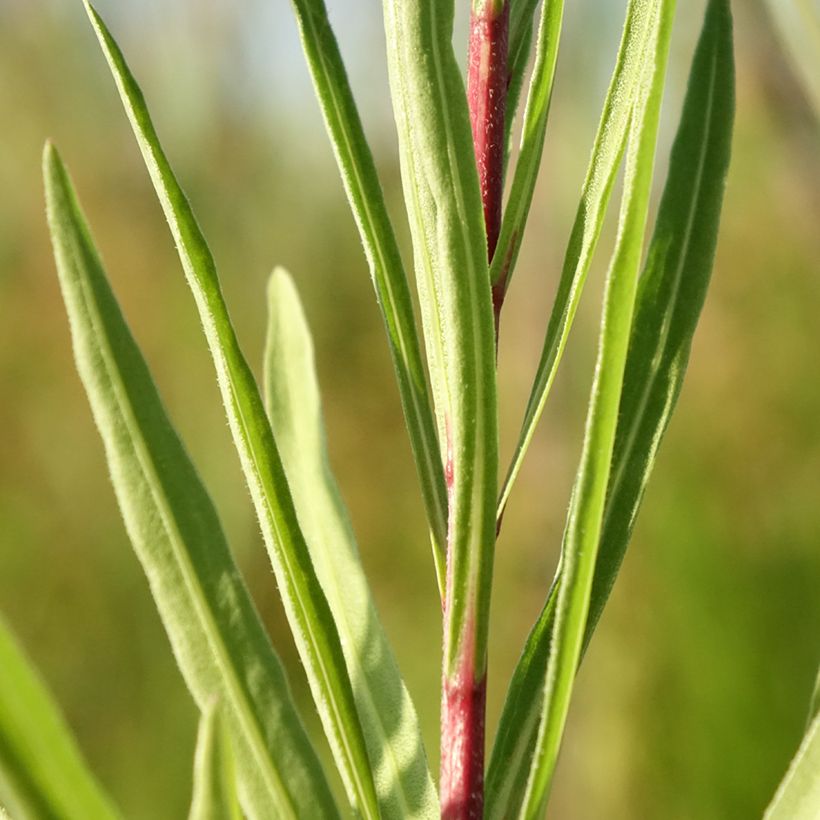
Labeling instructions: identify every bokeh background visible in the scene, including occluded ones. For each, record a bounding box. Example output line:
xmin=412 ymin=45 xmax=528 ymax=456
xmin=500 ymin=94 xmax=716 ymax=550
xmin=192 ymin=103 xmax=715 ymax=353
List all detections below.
xmin=1 ymin=0 xmax=818 ymax=817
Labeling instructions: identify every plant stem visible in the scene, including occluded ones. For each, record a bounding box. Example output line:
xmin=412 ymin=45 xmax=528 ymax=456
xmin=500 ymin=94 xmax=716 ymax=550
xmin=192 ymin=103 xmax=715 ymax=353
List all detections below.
xmin=439 ymin=8 xmax=508 ymax=811
xmin=468 ymin=0 xmax=510 ymax=335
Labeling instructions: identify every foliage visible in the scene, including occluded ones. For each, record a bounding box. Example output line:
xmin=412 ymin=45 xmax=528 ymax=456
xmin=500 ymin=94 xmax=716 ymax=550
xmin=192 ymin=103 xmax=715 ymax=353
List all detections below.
xmin=2 ymin=0 xmax=816 ymax=817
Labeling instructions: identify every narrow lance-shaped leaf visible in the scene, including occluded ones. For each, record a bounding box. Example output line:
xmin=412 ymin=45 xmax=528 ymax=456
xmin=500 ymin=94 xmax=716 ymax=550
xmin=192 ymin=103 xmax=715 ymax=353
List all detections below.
xmin=519 ymin=1 xmax=676 ymax=814
xmin=490 ymin=0 xmax=564 ymax=301
xmin=287 ymin=0 xmax=448 ymax=591
xmin=264 ymin=268 xmax=437 ymax=819
xmin=504 ymin=0 xmax=541 ymax=156
xmin=486 ymin=7 xmax=734 ymax=809
xmin=43 ymin=144 xmax=338 ymax=820
xmin=0 ymin=615 xmax=120 ymax=820
xmin=81 ymin=4 xmax=380 ymax=814
xmin=188 ymin=704 xmax=242 ymax=820
xmin=498 ymin=0 xmax=661 ymax=519
xmin=381 ymin=0 xmax=498 ymax=813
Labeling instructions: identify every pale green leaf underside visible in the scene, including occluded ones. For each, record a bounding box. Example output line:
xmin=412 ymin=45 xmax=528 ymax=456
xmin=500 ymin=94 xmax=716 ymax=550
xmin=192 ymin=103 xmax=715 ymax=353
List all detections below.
xmin=498 ymin=0 xmax=662 ymax=518
xmin=189 ymin=704 xmax=242 ymax=820
xmin=81 ymin=4 xmax=378 ymax=814
xmin=765 ymin=713 xmax=820 ymax=820
xmin=382 ymin=0 xmax=498 ymax=674
xmin=43 ymin=144 xmax=337 ymax=820
xmin=519 ymin=0 xmax=676 ymax=814
xmin=0 ymin=616 xmax=120 ymax=820
xmin=264 ymin=269 xmax=437 ymax=819
xmin=288 ymin=0 xmax=447 ymax=591
xmin=487 ymin=1 xmax=734 ymax=814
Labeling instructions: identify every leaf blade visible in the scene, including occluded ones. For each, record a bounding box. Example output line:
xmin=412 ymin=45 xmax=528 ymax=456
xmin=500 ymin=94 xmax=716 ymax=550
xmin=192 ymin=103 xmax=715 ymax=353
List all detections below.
xmin=382 ymin=0 xmax=498 ymax=683
xmin=487 ymin=1 xmax=734 ymax=812
xmin=518 ymin=0 xmax=677 ymax=812
xmin=288 ymin=0 xmax=448 ymax=588
xmin=0 ymin=616 xmax=120 ymax=820
xmin=264 ymin=269 xmax=437 ymax=819
xmin=80 ymin=5 xmax=379 ymax=814
xmin=43 ymin=143 xmax=338 ymax=820
xmin=188 ymin=704 xmax=242 ymax=820
xmin=490 ymin=0 xmax=564 ymax=294
xmin=498 ymin=0 xmax=661 ymax=517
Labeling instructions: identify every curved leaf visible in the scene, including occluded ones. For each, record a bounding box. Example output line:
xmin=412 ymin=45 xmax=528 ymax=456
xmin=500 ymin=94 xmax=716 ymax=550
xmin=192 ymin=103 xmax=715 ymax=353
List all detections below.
xmin=288 ymin=0 xmax=448 ymax=590
xmin=43 ymin=144 xmax=338 ymax=820
xmin=80 ymin=4 xmax=379 ymax=814
xmin=490 ymin=0 xmax=564 ymax=295
xmin=498 ymin=0 xmax=661 ymax=517
xmin=0 ymin=615 xmax=120 ymax=820
xmin=264 ymin=269 xmax=437 ymax=819
xmin=487 ymin=1 xmax=734 ymax=812
xmin=518 ymin=0 xmax=676 ymax=813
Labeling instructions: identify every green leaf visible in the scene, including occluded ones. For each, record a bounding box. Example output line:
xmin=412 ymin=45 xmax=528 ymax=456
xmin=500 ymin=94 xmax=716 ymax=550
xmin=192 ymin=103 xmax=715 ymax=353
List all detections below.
xmin=264 ymin=269 xmax=437 ymax=819
xmin=585 ymin=0 xmax=734 ymax=640
xmin=490 ymin=0 xmax=564 ymax=294
xmin=43 ymin=143 xmax=338 ymax=820
xmin=518 ymin=0 xmax=676 ymax=814
xmin=498 ymin=0 xmax=662 ymax=518
xmin=81 ymin=4 xmax=379 ymax=814
xmin=504 ymin=0 xmax=540 ymax=155
xmin=382 ymin=0 xmax=498 ymax=685
xmin=488 ymin=1 xmax=734 ymax=813
xmin=188 ymin=704 xmax=242 ymax=820
xmin=764 ymin=714 xmax=820 ymax=819
xmin=288 ymin=0 xmax=447 ymax=590
xmin=0 ymin=615 xmax=120 ymax=820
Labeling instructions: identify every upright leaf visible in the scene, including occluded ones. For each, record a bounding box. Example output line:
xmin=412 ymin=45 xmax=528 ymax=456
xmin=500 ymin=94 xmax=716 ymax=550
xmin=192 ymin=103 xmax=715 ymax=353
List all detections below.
xmin=498 ymin=0 xmax=661 ymax=517
xmin=288 ymin=0 xmax=448 ymax=588
xmin=490 ymin=0 xmax=564 ymax=297
xmin=519 ymin=1 xmax=676 ymax=814
xmin=43 ymin=144 xmax=337 ymax=820
xmin=381 ymin=0 xmax=498 ymax=812
xmin=264 ymin=269 xmax=437 ymax=819
xmin=487 ymin=1 xmax=734 ymax=813
xmin=81 ymin=4 xmax=379 ymax=813
xmin=0 ymin=616 xmax=120 ymax=820
xmin=188 ymin=704 xmax=242 ymax=820
xmin=585 ymin=0 xmax=734 ymax=638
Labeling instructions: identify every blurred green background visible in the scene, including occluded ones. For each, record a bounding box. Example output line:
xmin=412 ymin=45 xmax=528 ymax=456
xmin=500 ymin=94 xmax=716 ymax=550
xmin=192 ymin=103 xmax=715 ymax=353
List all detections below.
xmin=1 ymin=0 xmax=818 ymax=817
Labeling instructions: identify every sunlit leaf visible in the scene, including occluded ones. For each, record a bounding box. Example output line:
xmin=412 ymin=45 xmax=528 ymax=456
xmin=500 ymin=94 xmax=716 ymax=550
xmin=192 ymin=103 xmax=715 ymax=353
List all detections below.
xmin=381 ymin=0 xmax=498 ymax=681
xmin=43 ymin=144 xmax=338 ymax=820
xmin=518 ymin=0 xmax=676 ymax=813
xmin=81 ymin=4 xmax=379 ymax=814
xmin=490 ymin=0 xmax=564 ymax=295
xmin=487 ymin=1 xmax=734 ymax=813
xmin=188 ymin=704 xmax=242 ymax=820
xmin=264 ymin=268 xmax=437 ymax=819
xmin=498 ymin=0 xmax=662 ymax=517
xmin=288 ymin=0 xmax=448 ymax=589
xmin=0 ymin=615 xmax=120 ymax=820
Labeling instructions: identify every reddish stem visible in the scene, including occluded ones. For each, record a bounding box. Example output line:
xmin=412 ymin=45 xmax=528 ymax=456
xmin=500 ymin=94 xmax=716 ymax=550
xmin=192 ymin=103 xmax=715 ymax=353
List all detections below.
xmin=468 ymin=1 xmax=509 ymax=265
xmin=438 ymin=7 xmax=508 ymax=817
xmin=441 ymin=647 xmax=487 ymax=819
